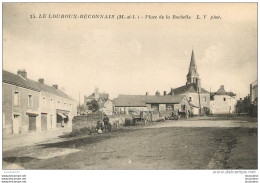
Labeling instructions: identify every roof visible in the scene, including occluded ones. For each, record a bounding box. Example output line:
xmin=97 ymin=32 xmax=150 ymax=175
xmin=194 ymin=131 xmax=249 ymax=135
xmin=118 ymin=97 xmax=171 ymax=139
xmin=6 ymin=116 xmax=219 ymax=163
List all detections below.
xmin=251 ymin=80 xmax=257 ymax=86
xmin=169 ymin=83 xmax=209 ymax=95
xmin=114 ymin=95 xmax=186 ymax=107
xmin=85 ymin=93 xmax=109 ymax=100
xmin=145 ymin=95 xmax=185 ymax=104
xmin=187 ymin=50 xmax=199 ymax=77
xmin=210 ymin=85 xmax=236 ymax=97
xmin=115 ymin=95 xmax=146 ymax=107
xmin=3 ymin=70 xmax=41 ymax=92
xmin=3 ymin=70 xmax=74 ymax=100
xmin=35 ymin=82 xmax=74 ymax=100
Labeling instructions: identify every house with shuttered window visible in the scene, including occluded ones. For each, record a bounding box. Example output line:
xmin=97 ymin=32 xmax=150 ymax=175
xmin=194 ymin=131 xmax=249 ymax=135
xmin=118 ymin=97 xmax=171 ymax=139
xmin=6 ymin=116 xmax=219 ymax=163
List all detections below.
xmin=3 ymin=69 xmax=77 ymax=136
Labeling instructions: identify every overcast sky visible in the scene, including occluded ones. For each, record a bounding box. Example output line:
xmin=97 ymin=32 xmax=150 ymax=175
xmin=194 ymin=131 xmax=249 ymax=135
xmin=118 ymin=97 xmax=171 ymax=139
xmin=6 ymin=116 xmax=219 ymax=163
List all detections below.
xmin=3 ymin=3 xmax=257 ymax=102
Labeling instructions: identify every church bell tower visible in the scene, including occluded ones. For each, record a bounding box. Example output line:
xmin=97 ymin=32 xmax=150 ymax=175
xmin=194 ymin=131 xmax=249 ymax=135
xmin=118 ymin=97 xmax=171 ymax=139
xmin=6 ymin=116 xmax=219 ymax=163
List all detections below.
xmin=186 ymin=50 xmax=200 ymax=85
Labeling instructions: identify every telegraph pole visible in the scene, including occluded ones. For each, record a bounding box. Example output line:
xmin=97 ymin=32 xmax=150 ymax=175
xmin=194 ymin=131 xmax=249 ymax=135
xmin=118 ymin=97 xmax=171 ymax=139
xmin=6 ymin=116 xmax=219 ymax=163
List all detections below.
xmin=198 ymin=87 xmax=201 ymax=115
xmin=79 ymin=92 xmax=80 ymax=106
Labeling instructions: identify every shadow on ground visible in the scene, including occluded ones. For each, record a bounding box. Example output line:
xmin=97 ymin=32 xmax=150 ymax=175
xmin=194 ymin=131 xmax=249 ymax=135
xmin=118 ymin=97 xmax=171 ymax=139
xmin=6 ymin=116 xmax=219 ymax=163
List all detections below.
xmin=3 ymin=156 xmax=40 ymax=164
xmin=39 ymin=128 xmax=140 ymax=149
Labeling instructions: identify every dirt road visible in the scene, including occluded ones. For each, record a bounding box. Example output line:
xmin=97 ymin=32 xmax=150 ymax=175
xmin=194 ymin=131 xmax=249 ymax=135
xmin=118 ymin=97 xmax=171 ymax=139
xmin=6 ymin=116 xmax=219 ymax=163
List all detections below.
xmin=3 ymin=116 xmax=257 ymax=169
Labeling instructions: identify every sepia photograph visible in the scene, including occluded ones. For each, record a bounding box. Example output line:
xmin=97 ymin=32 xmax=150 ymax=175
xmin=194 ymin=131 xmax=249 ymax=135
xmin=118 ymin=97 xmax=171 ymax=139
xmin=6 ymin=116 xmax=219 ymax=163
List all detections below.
xmin=1 ymin=2 xmax=258 ymax=181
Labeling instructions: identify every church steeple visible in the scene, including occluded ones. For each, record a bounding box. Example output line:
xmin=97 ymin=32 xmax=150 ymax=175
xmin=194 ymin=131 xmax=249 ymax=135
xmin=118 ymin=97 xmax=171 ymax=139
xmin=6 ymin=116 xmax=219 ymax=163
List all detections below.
xmin=186 ymin=49 xmax=200 ymax=85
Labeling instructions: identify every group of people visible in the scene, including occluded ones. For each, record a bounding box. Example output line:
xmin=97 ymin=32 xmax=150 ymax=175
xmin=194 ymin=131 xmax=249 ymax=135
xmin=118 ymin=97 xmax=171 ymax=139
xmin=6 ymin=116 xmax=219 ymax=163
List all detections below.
xmin=96 ymin=114 xmax=111 ymax=133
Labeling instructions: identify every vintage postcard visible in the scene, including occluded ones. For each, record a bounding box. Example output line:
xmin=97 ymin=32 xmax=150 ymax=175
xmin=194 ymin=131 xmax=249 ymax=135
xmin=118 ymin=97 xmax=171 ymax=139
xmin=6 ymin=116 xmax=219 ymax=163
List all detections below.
xmin=2 ymin=2 xmax=258 ymax=182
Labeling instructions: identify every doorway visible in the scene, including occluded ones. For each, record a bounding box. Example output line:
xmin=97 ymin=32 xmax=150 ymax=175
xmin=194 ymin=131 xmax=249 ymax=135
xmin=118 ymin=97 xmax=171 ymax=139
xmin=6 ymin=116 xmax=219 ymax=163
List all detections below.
xmin=13 ymin=114 xmax=20 ymax=134
xmin=41 ymin=114 xmax=47 ymax=131
xmin=50 ymin=115 xmax=53 ymax=129
xmin=29 ymin=115 xmax=36 ymax=132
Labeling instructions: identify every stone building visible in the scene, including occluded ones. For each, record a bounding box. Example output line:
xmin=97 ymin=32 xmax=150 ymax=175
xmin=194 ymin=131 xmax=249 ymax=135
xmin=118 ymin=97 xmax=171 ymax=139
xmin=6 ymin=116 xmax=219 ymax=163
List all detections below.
xmin=168 ymin=50 xmax=210 ymax=115
xmin=84 ymin=87 xmax=113 ymax=115
xmin=210 ymin=85 xmax=237 ymax=114
xmin=3 ymin=69 xmax=77 ymax=136
xmin=114 ymin=94 xmax=190 ymax=114
xmin=84 ymin=87 xmax=109 ymax=105
xmin=3 ymin=70 xmax=41 ymax=135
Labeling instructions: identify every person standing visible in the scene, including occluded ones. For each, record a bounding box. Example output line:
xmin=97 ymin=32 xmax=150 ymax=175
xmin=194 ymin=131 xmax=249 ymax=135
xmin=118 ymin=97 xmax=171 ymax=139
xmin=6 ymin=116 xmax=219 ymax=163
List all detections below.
xmin=103 ymin=114 xmax=111 ymax=132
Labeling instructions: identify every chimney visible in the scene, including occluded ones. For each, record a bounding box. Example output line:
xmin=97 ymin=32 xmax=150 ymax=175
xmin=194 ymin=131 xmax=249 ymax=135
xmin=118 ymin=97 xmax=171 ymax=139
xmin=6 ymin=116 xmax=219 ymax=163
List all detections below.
xmin=17 ymin=69 xmax=27 ymax=79
xmin=164 ymin=91 xmax=167 ymax=96
xmin=38 ymin=78 xmax=44 ymax=84
xmin=146 ymin=92 xmax=149 ymax=96
xmin=220 ymin=85 xmax=224 ymax=90
xmin=53 ymin=84 xmax=58 ymax=89
xmin=155 ymin=91 xmax=160 ymax=96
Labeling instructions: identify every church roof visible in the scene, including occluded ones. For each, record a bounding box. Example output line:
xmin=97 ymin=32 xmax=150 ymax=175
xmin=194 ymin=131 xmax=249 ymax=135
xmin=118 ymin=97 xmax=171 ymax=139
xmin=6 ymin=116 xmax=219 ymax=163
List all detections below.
xmin=187 ymin=50 xmax=199 ymax=77
xmin=168 ymin=83 xmax=209 ymax=95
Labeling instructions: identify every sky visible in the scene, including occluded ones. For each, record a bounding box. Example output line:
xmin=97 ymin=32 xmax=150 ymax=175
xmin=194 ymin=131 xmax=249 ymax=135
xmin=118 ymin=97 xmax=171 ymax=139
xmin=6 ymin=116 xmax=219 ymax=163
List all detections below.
xmin=3 ymin=3 xmax=257 ymax=103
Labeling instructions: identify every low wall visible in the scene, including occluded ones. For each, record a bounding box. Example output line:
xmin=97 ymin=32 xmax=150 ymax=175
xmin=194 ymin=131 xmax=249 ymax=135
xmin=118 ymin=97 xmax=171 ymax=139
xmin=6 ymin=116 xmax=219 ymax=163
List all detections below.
xmin=72 ymin=115 xmax=128 ymax=135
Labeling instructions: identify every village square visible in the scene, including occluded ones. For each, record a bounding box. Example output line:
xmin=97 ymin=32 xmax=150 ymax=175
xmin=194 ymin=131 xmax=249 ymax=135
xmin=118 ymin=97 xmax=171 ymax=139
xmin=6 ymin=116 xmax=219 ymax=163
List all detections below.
xmin=2 ymin=50 xmax=258 ymax=169
xmin=2 ymin=3 xmax=258 ymax=174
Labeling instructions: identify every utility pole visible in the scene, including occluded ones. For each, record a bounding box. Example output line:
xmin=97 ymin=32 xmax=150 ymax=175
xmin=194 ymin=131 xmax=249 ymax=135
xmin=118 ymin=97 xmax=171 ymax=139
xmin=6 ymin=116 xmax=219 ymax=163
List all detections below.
xmin=79 ymin=92 xmax=80 ymax=107
xmin=198 ymin=87 xmax=201 ymax=115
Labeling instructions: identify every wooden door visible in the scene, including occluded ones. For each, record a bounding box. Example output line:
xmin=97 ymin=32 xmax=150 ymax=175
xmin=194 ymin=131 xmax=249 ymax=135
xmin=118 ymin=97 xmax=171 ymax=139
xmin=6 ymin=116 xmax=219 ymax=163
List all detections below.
xmin=29 ymin=116 xmax=36 ymax=132
xmin=41 ymin=114 xmax=47 ymax=131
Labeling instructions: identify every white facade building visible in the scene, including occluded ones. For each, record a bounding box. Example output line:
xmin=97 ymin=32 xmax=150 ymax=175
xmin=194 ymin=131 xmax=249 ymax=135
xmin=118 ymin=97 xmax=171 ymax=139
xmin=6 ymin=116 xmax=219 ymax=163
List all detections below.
xmin=210 ymin=85 xmax=237 ymax=114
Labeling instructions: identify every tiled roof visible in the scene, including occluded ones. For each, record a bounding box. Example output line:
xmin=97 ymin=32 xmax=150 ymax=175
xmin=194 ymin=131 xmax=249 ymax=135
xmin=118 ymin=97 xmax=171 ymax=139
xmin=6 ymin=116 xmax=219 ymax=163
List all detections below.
xmin=210 ymin=92 xmax=236 ymax=97
xmin=115 ymin=95 xmax=146 ymax=107
xmin=36 ymin=82 xmax=73 ymax=100
xmin=211 ymin=85 xmax=236 ymax=97
xmin=145 ymin=95 xmax=185 ymax=104
xmin=3 ymin=70 xmax=40 ymax=91
xmin=168 ymin=83 xmax=209 ymax=95
xmin=114 ymin=95 xmax=185 ymax=107
xmin=86 ymin=93 xmax=109 ymax=100
xmin=3 ymin=70 xmax=74 ymax=100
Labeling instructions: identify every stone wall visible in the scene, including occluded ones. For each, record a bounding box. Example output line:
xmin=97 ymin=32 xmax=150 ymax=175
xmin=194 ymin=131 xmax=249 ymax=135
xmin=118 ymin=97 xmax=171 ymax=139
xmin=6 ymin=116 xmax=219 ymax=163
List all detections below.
xmin=72 ymin=115 xmax=127 ymax=135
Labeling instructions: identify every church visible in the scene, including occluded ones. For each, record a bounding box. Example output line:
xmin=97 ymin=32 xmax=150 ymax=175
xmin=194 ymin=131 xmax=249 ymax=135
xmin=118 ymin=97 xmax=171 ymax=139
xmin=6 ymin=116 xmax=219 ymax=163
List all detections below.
xmin=168 ymin=50 xmax=210 ymax=115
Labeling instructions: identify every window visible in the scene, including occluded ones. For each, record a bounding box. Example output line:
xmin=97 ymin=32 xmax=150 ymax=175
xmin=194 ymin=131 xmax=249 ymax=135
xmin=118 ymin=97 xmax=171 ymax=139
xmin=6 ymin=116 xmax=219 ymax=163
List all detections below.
xmin=151 ymin=104 xmax=159 ymax=111
xmin=223 ymin=98 xmax=226 ymax=101
xmin=14 ymin=91 xmax=20 ymax=106
xmin=189 ymin=97 xmax=192 ymax=102
xmin=166 ymin=104 xmax=174 ymax=111
xmin=28 ymin=95 xmax=33 ymax=108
